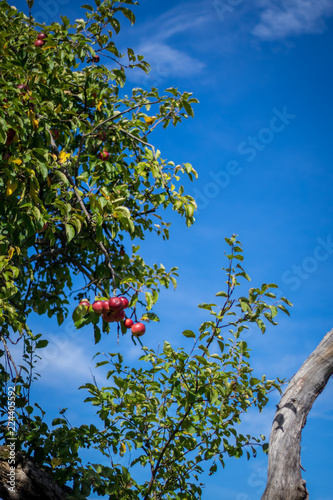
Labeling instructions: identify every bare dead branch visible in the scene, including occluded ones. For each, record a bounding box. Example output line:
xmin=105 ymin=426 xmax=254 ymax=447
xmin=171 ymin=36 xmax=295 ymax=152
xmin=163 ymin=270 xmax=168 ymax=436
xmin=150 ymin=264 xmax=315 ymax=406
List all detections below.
xmin=261 ymin=328 xmax=333 ymax=500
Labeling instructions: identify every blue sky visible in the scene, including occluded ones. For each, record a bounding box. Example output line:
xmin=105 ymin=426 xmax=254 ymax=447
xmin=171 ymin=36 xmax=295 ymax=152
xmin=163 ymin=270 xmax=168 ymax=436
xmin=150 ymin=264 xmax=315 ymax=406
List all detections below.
xmin=10 ymin=0 xmax=333 ymax=498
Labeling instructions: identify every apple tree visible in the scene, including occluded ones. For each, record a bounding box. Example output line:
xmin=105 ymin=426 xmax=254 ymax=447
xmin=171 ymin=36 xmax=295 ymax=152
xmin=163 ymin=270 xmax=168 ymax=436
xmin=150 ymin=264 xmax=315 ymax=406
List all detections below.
xmin=0 ymin=1 xmax=292 ymax=498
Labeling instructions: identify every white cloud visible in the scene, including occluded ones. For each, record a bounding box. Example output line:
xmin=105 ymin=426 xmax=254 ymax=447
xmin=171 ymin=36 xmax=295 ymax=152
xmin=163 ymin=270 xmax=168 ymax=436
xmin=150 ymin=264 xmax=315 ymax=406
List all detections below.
xmin=137 ymin=41 xmax=205 ymax=78
xmin=145 ymin=3 xmax=209 ymax=42
xmin=34 ymin=336 xmax=101 ymax=389
xmin=253 ymin=0 xmax=333 ymax=40
xmin=126 ymin=2 xmax=208 ymax=82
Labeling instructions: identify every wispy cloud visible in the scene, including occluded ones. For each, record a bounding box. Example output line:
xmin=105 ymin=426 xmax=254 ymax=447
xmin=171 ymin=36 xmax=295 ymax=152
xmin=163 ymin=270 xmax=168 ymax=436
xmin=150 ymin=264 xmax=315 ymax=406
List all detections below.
xmin=253 ymin=0 xmax=333 ymax=40
xmin=34 ymin=337 xmax=101 ymax=388
xmin=138 ymin=41 xmax=205 ymax=78
xmin=127 ymin=2 xmax=208 ymax=82
xmin=145 ymin=3 xmax=209 ymax=41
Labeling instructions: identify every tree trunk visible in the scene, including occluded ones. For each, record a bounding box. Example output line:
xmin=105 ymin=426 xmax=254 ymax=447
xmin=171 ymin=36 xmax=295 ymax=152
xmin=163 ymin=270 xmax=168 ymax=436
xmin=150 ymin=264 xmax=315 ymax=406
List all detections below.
xmin=0 ymin=446 xmax=74 ymax=500
xmin=261 ymin=328 xmax=333 ymax=500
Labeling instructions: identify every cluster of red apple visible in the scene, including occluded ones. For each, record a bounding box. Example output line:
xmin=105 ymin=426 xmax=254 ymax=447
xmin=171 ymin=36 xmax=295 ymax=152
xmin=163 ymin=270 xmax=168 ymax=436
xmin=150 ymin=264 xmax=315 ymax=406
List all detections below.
xmin=79 ymin=297 xmax=146 ymax=337
xmin=34 ymin=33 xmax=46 ymax=48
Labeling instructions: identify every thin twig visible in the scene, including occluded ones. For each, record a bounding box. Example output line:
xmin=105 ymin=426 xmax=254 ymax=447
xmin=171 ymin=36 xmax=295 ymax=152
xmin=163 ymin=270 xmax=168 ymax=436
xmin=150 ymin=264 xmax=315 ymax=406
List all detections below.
xmin=61 ymin=165 xmax=117 ymax=288
xmin=70 ymin=257 xmax=106 ymax=295
xmin=29 ymin=248 xmax=64 ymax=262
xmin=1 ymin=336 xmax=21 ymax=383
xmin=89 ymin=99 xmax=162 ymax=137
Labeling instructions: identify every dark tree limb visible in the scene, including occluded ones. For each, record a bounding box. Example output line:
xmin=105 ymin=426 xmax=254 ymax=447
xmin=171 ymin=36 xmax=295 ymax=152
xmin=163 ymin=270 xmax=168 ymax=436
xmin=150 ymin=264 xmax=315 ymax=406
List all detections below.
xmin=261 ymin=328 xmax=333 ymax=500
xmin=0 ymin=446 xmax=76 ymax=500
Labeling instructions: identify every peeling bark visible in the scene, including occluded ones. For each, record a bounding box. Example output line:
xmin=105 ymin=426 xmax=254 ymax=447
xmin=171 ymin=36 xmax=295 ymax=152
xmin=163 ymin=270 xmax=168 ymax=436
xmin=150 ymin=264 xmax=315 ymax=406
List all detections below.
xmin=0 ymin=446 xmax=74 ymax=500
xmin=261 ymin=329 xmax=333 ymax=500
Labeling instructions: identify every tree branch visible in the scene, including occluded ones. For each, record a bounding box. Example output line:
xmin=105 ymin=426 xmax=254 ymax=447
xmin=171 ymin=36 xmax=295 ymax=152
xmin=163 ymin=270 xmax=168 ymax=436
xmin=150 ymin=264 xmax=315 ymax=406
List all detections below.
xmin=0 ymin=446 xmax=76 ymax=500
xmin=90 ymin=99 xmax=162 ymax=137
xmin=1 ymin=336 xmax=21 ymax=383
xmin=261 ymin=328 xmax=333 ymax=500
xmin=29 ymin=248 xmax=63 ymax=262
xmin=70 ymin=257 xmax=105 ymax=295
xmin=143 ymin=405 xmax=193 ymax=500
xmin=61 ymin=165 xmax=117 ymax=288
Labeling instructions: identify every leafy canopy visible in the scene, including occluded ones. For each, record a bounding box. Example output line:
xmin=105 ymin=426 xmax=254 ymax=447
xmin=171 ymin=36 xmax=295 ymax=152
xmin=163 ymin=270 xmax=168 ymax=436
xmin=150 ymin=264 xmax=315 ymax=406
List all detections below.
xmin=0 ymin=0 xmax=198 ymax=339
xmin=0 ymin=1 xmax=291 ymax=499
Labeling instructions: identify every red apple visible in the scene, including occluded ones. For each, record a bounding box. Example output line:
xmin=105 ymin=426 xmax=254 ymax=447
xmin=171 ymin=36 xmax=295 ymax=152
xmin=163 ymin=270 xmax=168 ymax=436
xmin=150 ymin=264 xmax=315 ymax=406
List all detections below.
xmin=37 ymin=33 xmax=47 ymax=40
xmin=112 ymin=310 xmax=125 ymax=322
xmin=79 ymin=300 xmax=90 ymax=306
xmin=102 ymin=300 xmax=110 ymax=312
xmin=109 ymin=297 xmax=123 ymax=310
xmin=51 ymin=129 xmax=59 ymax=141
xmin=124 ymin=318 xmax=134 ymax=329
xmin=92 ymin=300 xmax=104 ymax=314
xmin=102 ymin=311 xmax=115 ymax=323
xmin=98 ymin=130 xmax=107 ymax=141
xmin=131 ymin=322 xmax=146 ymax=337
xmin=17 ymin=84 xmax=28 ymax=91
xmin=120 ymin=247 xmax=125 ymax=257
xmin=88 ymin=92 xmax=98 ymax=107
xmin=119 ymin=297 xmax=129 ymax=309
xmin=34 ymin=39 xmax=44 ymax=47
xmin=79 ymin=300 xmax=91 ymax=312
xmin=92 ymin=55 xmax=100 ymax=63
xmin=98 ymin=150 xmax=109 ymax=161
xmin=6 ymin=129 xmax=16 ymax=146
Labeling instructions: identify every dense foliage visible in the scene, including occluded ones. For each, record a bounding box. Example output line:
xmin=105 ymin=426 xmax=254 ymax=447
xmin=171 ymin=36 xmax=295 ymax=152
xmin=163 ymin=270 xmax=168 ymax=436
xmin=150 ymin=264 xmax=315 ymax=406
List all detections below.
xmin=0 ymin=1 xmax=291 ymax=498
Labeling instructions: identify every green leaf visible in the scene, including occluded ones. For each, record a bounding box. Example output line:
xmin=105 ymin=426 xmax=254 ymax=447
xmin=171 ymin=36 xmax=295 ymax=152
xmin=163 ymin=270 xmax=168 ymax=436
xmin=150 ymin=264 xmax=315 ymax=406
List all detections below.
xmin=280 ymin=296 xmax=293 ymax=306
xmin=182 ymin=329 xmax=196 ymax=338
xmin=237 ymin=271 xmax=251 ymax=281
xmin=36 ymin=340 xmax=48 ymax=349
xmin=145 ymin=292 xmax=153 ymax=311
xmin=239 ymin=298 xmax=251 ymax=313
xmin=31 ymin=206 xmax=41 ymax=221
xmin=120 ymin=7 xmax=135 ymax=24
xmin=270 ymin=305 xmax=278 ymax=318
xmin=65 ymin=224 xmax=75 ymax=242
xmin=277 ymin=304 xmax=290 ymax=316
xmin=198 ymin=303 xmax=217 ymax=311
xmin=72 ymin=304 xmax=88 ymax=322
xmin=170 ymin=276 xmax=177 ymax=289
xmin=255 ymin=318 xmax=266 ymax=334
xmin=81 ymin=4 xmax=94 ymax=11
xmin=142 ymin=312 xmax=159 ymax=322
xmin=25 ymin=405 xmax=34 ymax=414
xmin=0 ymin=127 xmax=6 ymax=144
xmin=194 ymin=355 xmax=208 ymax=365
xmin=54 ymin=171 xmax=69 ymax=185
xmin=183 ymin=100 xmax=194 ymax=117
xmin=52 ymin=418 xmax=68 ymax=426
xmin=94 ymin=325 xmax=101 ymax=344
